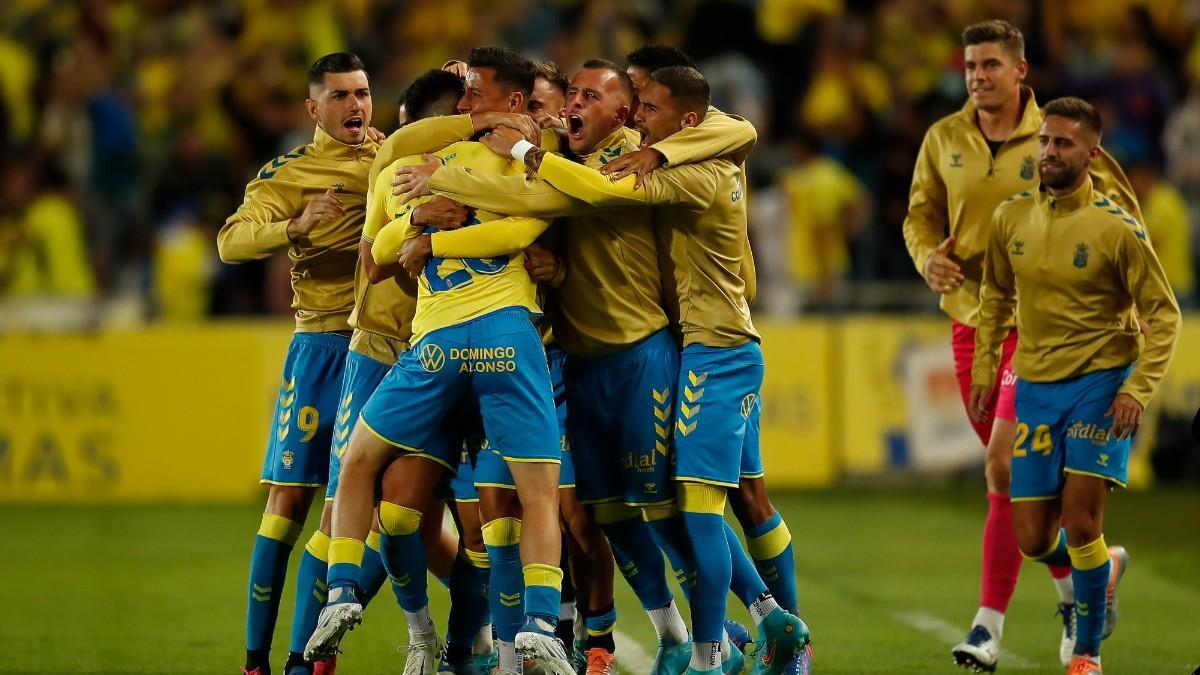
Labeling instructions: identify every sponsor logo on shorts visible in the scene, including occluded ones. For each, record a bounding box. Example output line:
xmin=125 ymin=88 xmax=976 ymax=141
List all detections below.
xmin=419 ymin=344 xmax=446 ymax=372
xmin=450 ymin=347 xmax=517 ymax=373
xmin=1067 ymin=421 xmax=1112 ymax=446
xmin=624 ymin=450 xmax=659 ymax=472
xmin=740 ymin=393 xmax=758 ymax=420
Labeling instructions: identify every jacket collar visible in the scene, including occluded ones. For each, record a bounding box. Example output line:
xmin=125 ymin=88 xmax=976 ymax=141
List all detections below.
xmin=1036 ymin=174 xmax=1093 ymax=216
xmin=958 ymin=86 xmax=1042 ymax=142
xmin=312 ymin=124 xmax=373 ymax=159
xmin=584 ymin=127 xmax=640 ymax=163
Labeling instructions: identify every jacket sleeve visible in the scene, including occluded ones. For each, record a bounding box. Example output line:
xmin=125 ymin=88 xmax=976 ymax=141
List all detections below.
xmin=537 ymin=153 xmax=718 ymax=211
xmin=431 ymin=217 xmax=552 ymax=259
xmin=651 ymin=108 xmax=758 ymax=167
xmin=217 ymin=172 xmax=299 ymax=263
xmin=1117 ymin=223 xmax=1182 ymax=407
xmin=368 ymin=115 xmax=476 ymax=189
xmin=902 ymin=131 xmax=948 ymax=277
xmin=971 ymin=210 xmax=1017 ymax=389
xmin=430 ymin=167 xmax=591 ymax=218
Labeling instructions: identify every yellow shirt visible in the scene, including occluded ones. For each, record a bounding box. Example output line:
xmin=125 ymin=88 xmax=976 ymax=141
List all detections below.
xmin=537 ymin=152 xmax=758 ymax=348
xmin=973 ymin=177 xmax=1181 ymax=408
xmin=428 ymin=127 xmax=668 ymax=356
xmin=370 ymin=141 xmax=549 ymax=344
xmin=218 ymin=126 xmax=377 ymax=332
xmin=3 ymin=193 xmax=95 ymax=297
xmin=903 ymin=88 xmax=1142 ymax=327
xmin=1142 ymin=181 xmax=1193 ymax=299
xmin=778 ymin=157 xmax=861 ymax=283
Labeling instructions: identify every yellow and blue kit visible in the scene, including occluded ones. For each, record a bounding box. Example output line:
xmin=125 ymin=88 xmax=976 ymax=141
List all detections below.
xmin=535 ymin=150 xmax=762 ymax=488
xmin=219 ymin=126 xmax=377 ymax=486
xmin=358 ymin=140 xmax=559 ymax=470
xmin=428 ymin=127 xmax=678 ymax=506
xmin=903 ymin=87 xmax=1142 ymax=328
xmin=973 ymin=177 xmax=1181 ymax=498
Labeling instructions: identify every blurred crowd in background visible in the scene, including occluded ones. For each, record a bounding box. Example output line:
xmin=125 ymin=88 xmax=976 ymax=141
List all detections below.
xmin=1 ymin=0 xmax=1199 ymax=327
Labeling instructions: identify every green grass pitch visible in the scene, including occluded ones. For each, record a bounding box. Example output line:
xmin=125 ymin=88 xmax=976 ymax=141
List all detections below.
xmin=1 ymin=487 xmax=1197 ymax=674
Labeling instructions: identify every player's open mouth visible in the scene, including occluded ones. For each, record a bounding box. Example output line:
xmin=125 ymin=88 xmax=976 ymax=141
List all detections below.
xmin=344 ymin=117 xmax=364 ymax=132
xmin=568 ymin=114 xmax=584 ymax=138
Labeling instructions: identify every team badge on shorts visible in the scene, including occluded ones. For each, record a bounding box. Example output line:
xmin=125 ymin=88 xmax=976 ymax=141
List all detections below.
xmin=282 ymin=450 xmax=295 ymax=470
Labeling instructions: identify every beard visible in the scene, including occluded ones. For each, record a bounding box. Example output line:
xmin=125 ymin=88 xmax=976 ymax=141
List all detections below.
xmin=1039 ymin=160 xmax=1083 ymax=191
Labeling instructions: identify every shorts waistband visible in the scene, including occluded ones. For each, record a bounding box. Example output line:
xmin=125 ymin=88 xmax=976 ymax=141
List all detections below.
xmin=567 ymin=328 xmax=676 ymax=370
xmin=292 ymin=331 xmax=352 ymax=351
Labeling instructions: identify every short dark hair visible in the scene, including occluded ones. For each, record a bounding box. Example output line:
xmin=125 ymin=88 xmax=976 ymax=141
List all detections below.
xmin=402 ymin=69 xmax=465 ymax=121
xmin=649 ymin=66 xmax=710 ymax=117
xmin=534 ymin=61 xmax=569 ymax=97
xmin=467 ymin=46 xmax=536 ymax=96
xmin=1043 ymin=96 xmax=1103 ymax=138
xmin=579 ymin=58 xmax=634 ymax=103
xmin=307 ymin=52 xmax=367 ymax=88
xmin=962 ymin=19 xmax=1025 ymax=62
xmin=625 ymin=44 xmax=696 ymax=72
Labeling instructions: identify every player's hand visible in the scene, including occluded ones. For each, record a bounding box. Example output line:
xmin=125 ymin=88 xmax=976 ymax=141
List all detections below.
xmin=472 ymin=111 xmax=539 ymax=145
xmin=967 ymin=384 xmax=992 ymax=424
xmin=412 ymin=196 xmax=471 ymax=230
xmin=442 ymin=60 xmax=468 ymax=79
xmin=399 ymin=234 xmax=433 ymax=278
xmin=533 ymin=112 xmax=566 ymax=130
xmin=392 ymin=153 xmax=442 ymax=201
xmin=524 ymin=244 xmax=561 ymax=283
xmin=481 ymin=126 xmax=526 ymax=158
xmin=922 ymin=236 xmax=964 ymax=294
xmin=365 ymin=126 xmax=386 ymax=143
xmin=288 ymin=188 xmax=344 ymax=243
xmin=1106 ymin=393 xmax=1143 ymax=440
xmin=600 ymin=148 xmax=665 ymax=189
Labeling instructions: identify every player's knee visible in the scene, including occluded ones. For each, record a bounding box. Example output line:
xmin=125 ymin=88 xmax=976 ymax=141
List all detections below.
xmin=678 ymin=482 xmax=727 ymax=516
xmin=1060 ymin=508 xmax=1103 ymax=544
xmin=984 ymin=455 xmax=1012 ymax=493
xmin=482 ymin=517 xmax=523 ymax=548
xmin=378 ymin=500 xmax=422 ymax=537
xmin=1013 ymin=523 xmax=1055 ymax=559
xmin=731 ymin=476 xmax=775 ymax=526
xmin=264 ymin=485 xmax=315 ymax=521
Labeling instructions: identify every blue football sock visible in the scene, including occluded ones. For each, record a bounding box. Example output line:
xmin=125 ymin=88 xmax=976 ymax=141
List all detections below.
xmin=725 ymin=521 xmax=768 ymax=608
xmin=597 ymin=503 xmax=673 ymax=611
xmin=643 ymin=505 xmax=698 ymax=603
xmin=745 ymin=513 xmax=799 ymax=614
xmin=585 ymin=604 xmax=618 ymax=651
xmin=523 ymin=563 xmax=562 ymax=625
xmin=680 ymin=484 xmax=731 ymax=643
xmin=448 ymin=550 xmax=492 ymax=649
xmin=357 ymin=530 xmax=389 ymax=608
xmin=484 ymin=518 xmax=525 ymax=642
xmin=378 ymin=502 xmax=429 ymax=612
xmin=1069 ymin=536 xmax=1111 ymax=656
xmin=246 ymin=514 xmax=302 ymax=651
xmin=288 ymin=530 xmax=329 ymax=655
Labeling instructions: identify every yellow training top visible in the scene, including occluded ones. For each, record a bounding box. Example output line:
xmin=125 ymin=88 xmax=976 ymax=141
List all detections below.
xmin=218 ymin=126 xmax=377 ymax=332
xmin=348 ymin=155 xmax=427 ymax=362
xmin=973 ymin=177 xmax=1181 ymax=408
xmin=902 ymin=88 xmax=1141 ymax=327
xmin=429 ymin=127 xmax=667 ymax=356
xmin=536 ymin=151 xmax=758 ymax=348
xmin=369 ymin=141 xmax=549 ymax=345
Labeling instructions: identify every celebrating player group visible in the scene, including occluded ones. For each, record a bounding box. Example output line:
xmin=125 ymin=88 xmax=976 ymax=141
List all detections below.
xmin=220 ymin=18 xmax=1179 ymax=675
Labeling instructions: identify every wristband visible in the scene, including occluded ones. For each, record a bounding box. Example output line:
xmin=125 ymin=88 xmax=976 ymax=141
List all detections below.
xmin=511 ymin=139 xmax=537 ymax=163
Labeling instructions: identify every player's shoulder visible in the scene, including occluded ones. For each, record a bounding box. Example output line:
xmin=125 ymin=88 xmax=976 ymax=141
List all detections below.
xmin=1088 ymin=190 xmax=1148 ymax=242
xmin=923 ymin=108 xmax=973 ymax=144
xmin=254 ymin=143 xmax=313 ymax=182
xmin=994 ymin=189 xmax=1035 ymax=221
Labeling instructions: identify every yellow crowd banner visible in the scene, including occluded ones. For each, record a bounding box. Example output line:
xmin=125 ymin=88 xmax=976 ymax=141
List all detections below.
xmin=0 ymin=323 xmax=292 ymax=503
